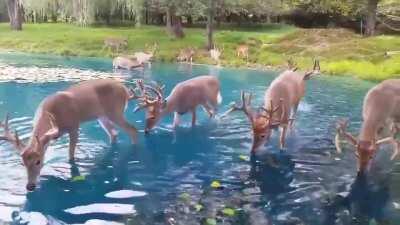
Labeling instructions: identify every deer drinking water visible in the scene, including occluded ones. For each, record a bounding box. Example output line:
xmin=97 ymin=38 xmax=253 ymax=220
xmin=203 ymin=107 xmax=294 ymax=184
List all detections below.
xmin=0 ymin=79 xmax=142 ymax=191
xmin=335 ymin=79 xmax=400 ymax=173
xmin=223 ymin=60 xmax=320 ymax=152
xmin=134 ymin=75 xmax=221 ymax=133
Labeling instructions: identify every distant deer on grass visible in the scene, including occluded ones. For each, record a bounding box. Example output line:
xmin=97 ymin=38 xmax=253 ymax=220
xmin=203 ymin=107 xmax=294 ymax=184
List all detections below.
xmin=103 ymin=37 xmax=128 ymax=53
xmin=335 ymin=79 xmax=400 ymax=173
xmin=236 ymin=44 xmax=249 ymax=62
xmin=223 ymin=60 xmax=320 ymax=152
xmin=177 ymin=48 xmax=195 ymax=64
xmin=210 ymin=45 xmax=223 ymax=66
xmin=0 ymin=79 xmax=143 ymax=191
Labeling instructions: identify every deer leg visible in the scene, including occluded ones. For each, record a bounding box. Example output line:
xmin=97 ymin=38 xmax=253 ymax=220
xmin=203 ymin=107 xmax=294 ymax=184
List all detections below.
xmin=201 ymin=104 xmax=214 ymax=118
xmin=289 ymin=103 xmax=299 ymax=129
xmin=98 ymin=117 xmax=118 ymax=144
xmin=191 ymin=109 xmax=197 ymax=127
xmin=110 ymin=114 xmax=138 ymax=144
xmin=68 ymin=129 xmax=79 ymax=161
xmin=173 ymin=112 xmax=180 ymax=129
xmin=279 ymin=124 xmax=288 ymax=150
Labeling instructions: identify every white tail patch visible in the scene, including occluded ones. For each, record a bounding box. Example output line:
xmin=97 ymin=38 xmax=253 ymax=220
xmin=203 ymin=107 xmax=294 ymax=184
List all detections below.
xmin=217 ymin=92 xmax=222 ymax=104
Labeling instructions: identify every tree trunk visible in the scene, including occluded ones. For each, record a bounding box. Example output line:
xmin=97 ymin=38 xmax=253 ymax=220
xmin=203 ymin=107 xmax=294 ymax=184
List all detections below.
xmin=206 ymin=0 xmax=216 ymax=50
xmin=166 ymin=6 xmax=184 ymax=39
xmin=365 ymin=0 xmax=379 ymax=36
xmin=6 ymin=0 xmax=23 ymax=30
xmin=187 ymin=15 xmax=193 ymax=26
xmin=166 ymin=7 xmax=172 ymax=31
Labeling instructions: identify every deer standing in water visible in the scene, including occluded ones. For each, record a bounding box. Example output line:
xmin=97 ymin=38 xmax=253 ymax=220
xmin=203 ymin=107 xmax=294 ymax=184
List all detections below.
xmin=113 ymin=56 xmax=143 ymax=70
xmin=0 ymin=79 xmax=142 ymax=191
xmin=134 ymin=75 xmax=221 ymax=133
xmin=133 ymin=43 xmax=158 ymax=65
xmin=335 ymin=79 xmax=400 ymax=172
xmin=103 ymin=37 xmax=128 ymax=53
xmin=223 ymin=60 xmax=320 ymax=152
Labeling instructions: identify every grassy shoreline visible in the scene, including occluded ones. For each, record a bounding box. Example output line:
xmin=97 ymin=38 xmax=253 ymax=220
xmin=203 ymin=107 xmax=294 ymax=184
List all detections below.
xmin=0 ymin=23 xmax=399 ymax=81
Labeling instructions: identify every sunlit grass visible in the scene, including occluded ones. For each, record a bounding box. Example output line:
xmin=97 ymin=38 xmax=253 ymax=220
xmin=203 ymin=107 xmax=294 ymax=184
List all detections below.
xmin=0 ymin=23 xmax=399 ymax=80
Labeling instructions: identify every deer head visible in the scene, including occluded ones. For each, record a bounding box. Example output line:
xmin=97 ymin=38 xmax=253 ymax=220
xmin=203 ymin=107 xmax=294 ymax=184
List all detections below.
xmin=0 ymin=112 xmax=59 ymax=191
xmin=222 ymin=91 xmax=283 ymax=153
xmin=303 ymin=59 xmax=320 ymax=80
xmin=134 ymin=83 xmax=166 ymax=133
xmin=335 ymin=119 xmax=399 ymax=172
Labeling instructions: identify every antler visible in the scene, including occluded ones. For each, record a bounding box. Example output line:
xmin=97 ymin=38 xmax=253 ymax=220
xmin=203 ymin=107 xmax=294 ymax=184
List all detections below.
xmin=220 ymin=91 xmax=254 ymax=122
xmin=335 ymin=118 xmax=357 ymax=153
xmin=304 ymin=59 xmax=320 ymax=80
xmin=261 ymin=98 xmax=283 ymax=127
xmin=133 ymin=82 xmax=165 ymax=112
xmin=0 ymin=114 xmax=25 ymax=151
xmin=287 ymin=59 xmax=298 ymax=72
xmin=376 ymin=123 xmax=400 ymax=160
xmin=127 ymin=79 xmax=147 ymax=100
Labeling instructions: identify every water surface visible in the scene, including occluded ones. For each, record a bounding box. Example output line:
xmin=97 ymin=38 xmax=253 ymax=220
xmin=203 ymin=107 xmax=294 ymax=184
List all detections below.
xmin=0 ymin=52 xmax=399 ymax=225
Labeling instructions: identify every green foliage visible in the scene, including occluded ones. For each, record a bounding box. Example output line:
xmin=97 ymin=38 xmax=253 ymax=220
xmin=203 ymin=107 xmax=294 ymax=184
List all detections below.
xmin=0 ymin=23 xmax=398 ymax=81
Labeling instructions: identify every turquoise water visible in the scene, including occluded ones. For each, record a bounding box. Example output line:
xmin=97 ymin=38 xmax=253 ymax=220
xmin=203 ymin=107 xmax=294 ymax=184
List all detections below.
xmin=0 ymin=52 xmax=399 ymax=225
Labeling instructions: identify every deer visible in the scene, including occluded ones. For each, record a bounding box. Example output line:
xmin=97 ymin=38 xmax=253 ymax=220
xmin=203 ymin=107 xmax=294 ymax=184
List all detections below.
xmin=0 ymin=79 xmax=143 ymax=191
xmin=134 ymin=75 xmax=221 ymax=133
xmin=210 ymin=45 xmax=222 ymax=66
xmin=133 ymin=43 xmax=158 ymax=65
xmin=103 ymin=37 xmax=128 ymax=53
xmin=236 ymin=44 xmax=249 ymax=62
xmin=177 ymin=48 xmax=195 ymax=64
xmin=113 ymin=56 xmax=144 ymax=70
xmin=222 ymin=60 xmax=320 ymax=153
xmin=335 ymin=79 xmax=400 ymax=173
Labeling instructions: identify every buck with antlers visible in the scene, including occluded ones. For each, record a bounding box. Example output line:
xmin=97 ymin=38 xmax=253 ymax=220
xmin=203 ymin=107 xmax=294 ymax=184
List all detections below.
xmin=223 ymin=60 xmax=320 ymax=152
xmin=133 ymin=43 xmax=158 ymax=65
xmin=335 ymin=79 xmax=400 ymax=172
xmin=0 ymin=79 xmax=142 ymax=191
xmin=135 ymin=75 xmax=221 ymax=133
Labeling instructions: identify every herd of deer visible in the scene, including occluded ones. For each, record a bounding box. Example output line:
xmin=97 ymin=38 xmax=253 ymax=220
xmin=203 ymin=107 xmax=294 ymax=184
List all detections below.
xmin=0 ymin=42 xmax=399 ymax=192
xmin=104 ymin=37 xmax=250 ymax=70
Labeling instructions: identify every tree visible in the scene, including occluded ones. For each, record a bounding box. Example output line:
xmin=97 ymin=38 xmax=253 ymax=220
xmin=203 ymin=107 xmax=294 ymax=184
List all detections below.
xmin=206 ymin=0 xmax=216 ymax=50
xmin=6 ymin=0 xmax=23 ymax=30
xmin=365 ymin=0 xmax=379 ymax=36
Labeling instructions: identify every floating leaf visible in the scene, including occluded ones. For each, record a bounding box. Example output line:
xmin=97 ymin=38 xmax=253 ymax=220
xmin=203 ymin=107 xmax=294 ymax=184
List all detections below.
xmin=179 ymin=193 xmax=191 ymax=202
xmin=222 ymin=208 xmax=235 ymax=217
xmin=239 ymin=155 xmax=249 ymax=161
xmin=210 ymin=181 xmax=221 ymax=189
xmin=205 ymin=218 xmax=217 ymax=225
xmin=194 ymin=204 xmax=203 ymax=212
xmin=72 ymin=175 xmax=85 ymax=182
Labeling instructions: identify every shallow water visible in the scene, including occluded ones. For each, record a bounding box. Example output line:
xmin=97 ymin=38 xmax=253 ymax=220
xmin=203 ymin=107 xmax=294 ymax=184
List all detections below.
xmin=0 ymin=52 xmax=399 ymax=225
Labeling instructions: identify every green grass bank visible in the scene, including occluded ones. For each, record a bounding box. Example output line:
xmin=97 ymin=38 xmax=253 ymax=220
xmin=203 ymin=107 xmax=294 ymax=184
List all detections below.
xmin=0 ymin=23 xmax=399 ymax=81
